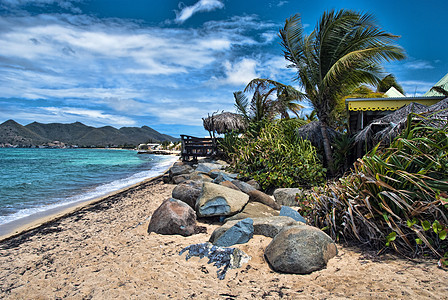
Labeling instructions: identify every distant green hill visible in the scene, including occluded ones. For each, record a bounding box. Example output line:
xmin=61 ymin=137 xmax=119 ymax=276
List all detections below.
xmin=0 ymin=120 xmax=49 ymax=147
xmin=0 ymin=120 xmax=178 ymax=147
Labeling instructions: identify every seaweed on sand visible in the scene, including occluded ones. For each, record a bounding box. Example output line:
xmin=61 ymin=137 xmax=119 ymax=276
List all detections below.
xmin=179 ymin=242 xmax=251 ymax=280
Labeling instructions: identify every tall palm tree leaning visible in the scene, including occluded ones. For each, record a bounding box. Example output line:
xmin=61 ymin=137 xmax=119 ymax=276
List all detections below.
xmin=280 ymin=9 xmax=406 ymax=173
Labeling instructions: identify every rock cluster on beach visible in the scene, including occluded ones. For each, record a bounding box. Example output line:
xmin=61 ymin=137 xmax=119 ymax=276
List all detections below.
xmin=149 ymin=159 xmax=338 ymax=276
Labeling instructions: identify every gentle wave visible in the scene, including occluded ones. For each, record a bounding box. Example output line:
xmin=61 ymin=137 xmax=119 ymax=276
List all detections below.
xmin=0 ymin=155 xmax=178 ymax=226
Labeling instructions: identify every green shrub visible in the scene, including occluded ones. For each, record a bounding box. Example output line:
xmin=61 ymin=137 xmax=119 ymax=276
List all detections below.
xmin=230 ymin=120 xmax=326 ymax=190
xmin=308 ymin=116 xmax=448 ymax=258
xmin=217 ymin=131 xmax=241 ymax=161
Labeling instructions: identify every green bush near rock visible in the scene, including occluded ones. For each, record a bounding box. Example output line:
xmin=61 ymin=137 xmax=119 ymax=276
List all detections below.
xmin=224 ymin=120 xmax=326 ymax=191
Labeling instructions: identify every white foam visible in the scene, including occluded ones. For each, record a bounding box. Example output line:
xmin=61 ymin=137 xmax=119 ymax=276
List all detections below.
xmin=0 ymin=155 xmax=178 ymax=226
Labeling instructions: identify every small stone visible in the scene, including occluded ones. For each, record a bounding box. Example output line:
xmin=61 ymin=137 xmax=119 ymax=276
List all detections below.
xmin=248 ymin=190 xmax=281 ymax=210
xmin=220 ymin=181 xmax=241 ymax=191
xmin=246 ymin=179 xmax=261 ymax=190
xmin=213 ymin=218 xmax=254 ymax=247
xmin=273 ymin=188 xmax=302 ymax=206
xmin=172 ymin=174 xmax=189 ymax=184
xmin=195 ymin=163 xmax=224 ymax=173
xmin=280 ymin=206 xmax=307 ymax=224
xmin=231 ymin=180 xmax=256 ymax=194
xmin=213 ymin=173 xmax=234 ymax=184
xmin=225 ymin=202 xmax=279 ymax=222
xmin=169 ymin=164 xmax=194 ymax=178
xmin=210 ymin=216 xmax=300 ymax=242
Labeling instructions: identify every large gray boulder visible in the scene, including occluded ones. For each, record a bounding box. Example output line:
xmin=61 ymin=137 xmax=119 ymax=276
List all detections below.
xmin=248 ymin=190 xmax=281 ymax=210
xmin=231 ymin=180 xmax=256 ymax=194
xmin=172 ymin=180 xmax=203 ymax=208
xmin=264 ymin=225 xmax=338 ymax=274
xmin=213 ymin=173 xmax=235 ymax=184
xmin=196 ymin=182 xmax=249 ymax=217
xmin=273 ymin=188 xmax=301 ymax=206
xmin=225 ymin=202 xmax=279 ymax=222
xmin=169 ymin=164 xmax=194 ymax=178
xmin=213 ymin=218 xmax=254 ymax=247
xmin=210 ymin=216 xmax=300 ymax=242
xmin=188 ymin=171 xmax=213 ymax=182
xmin=195 ymin=162 xmax=224 ymax=173
xmin=209 ymin=171 xmax=238 ymax=180
xmin=172 ymin=174 xmax=189 ymax=184
xmin=148 ymin=198 xmax=197 ymax=236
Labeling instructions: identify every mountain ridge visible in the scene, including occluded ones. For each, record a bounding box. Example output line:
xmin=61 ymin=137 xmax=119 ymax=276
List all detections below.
xmin=0 ymin=120 xmax=179 ymax=147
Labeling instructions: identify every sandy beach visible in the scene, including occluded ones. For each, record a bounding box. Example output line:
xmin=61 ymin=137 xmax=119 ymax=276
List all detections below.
xmin=0 ymin=177 xmax=447 ymax=299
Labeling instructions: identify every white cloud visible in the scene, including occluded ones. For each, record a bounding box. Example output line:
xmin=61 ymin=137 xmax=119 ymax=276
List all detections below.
xmin=2 ymin=0 xmax=82 ymax=13
xmin=261 ymin=31 xmax=277 ymax=43
xmin=209 ymin=58 xmax=258 ymax=87
xmin=0 ymin=13 xmax=286 ymax=130
xmin=41 ymin=107 xmax=137 ymax=126
xmin=404 ymin=60 xmax=435 ymax=70
xmin=262 ymin=55 xmax=292 ymax=80
xmin=175 ymin=0 xmax=224 ymax=24
xmin=101 ymin=97 xmax=147 ymax=115
xmin=224 ymin=58 xmax=258 ymax=86
xmin=140 ymin=95 xmax=234 ymax=126
xmin=277 ymin=1 xmax=288 ymax=7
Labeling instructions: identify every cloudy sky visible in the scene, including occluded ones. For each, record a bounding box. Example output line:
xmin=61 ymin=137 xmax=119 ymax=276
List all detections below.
xmin=0 ymin=0 xmax=446 ymax=137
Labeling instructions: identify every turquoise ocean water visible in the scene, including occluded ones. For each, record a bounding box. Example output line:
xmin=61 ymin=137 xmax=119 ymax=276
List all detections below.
xmin=0 ymin=148 xmax=178 ymax=226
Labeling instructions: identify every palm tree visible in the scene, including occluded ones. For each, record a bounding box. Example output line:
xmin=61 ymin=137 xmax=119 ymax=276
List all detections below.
xmin=377 ymin=74 xmax=405 ymax=94
xmin=244 ymin=78 xmax=304 ymax=119
xmin=233 ymin=90 xmax=274 ymax=123
xmin=280 ymin=9 xmax=405 ymax=173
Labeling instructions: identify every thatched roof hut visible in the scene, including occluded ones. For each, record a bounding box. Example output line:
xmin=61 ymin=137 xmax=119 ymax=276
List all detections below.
xmin=355 ymin=99 xmax=448 ymax=149
xmin=202 ymin=112 xmax=248 ymax=134
xmin=424 ymin=97 xmax=448 ymax=118
xmin=355 ymin=102 xmax=429 ymax=146
xmin=295 ymin=121 xmax=341 ymax=149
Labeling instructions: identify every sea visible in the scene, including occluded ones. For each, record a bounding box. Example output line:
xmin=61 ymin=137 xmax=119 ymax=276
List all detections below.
xmin=0 ymin=148 xmax=178 ymax=227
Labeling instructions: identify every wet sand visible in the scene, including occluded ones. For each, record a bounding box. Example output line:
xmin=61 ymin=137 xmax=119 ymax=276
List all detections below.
xmin=0 ymin=178 xmax=447 ymax=299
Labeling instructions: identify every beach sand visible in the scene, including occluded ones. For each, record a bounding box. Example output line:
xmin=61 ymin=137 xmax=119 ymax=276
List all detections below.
xmin=0 ymin=178 xmax=447 ymax=299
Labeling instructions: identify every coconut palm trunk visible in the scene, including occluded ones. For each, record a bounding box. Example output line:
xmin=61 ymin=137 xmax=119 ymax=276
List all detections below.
xmin=320 ymin=121 xmax=334 ymax=171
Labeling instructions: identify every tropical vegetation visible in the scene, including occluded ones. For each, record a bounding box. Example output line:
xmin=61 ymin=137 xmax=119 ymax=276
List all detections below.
xmin=305 ymin=115 xmax=448 ymax=261
xmin=280 ymin=9 xmax=406 ymax=172
xmin=212 ymin=9 xmax=447 ymax=264
xmin=377 ymin=74 xmax=405 ymax=94
xmin=221 ymin=119 xmax=326 ymax=191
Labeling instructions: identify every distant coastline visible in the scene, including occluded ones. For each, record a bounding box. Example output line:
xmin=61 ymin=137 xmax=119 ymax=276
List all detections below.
xmin=0 ymin=119 xmax=179 ymax=148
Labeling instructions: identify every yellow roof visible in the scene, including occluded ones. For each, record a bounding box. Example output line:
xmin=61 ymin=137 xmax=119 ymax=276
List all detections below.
xmin=346 ymin=97 xmax=443 ymax=111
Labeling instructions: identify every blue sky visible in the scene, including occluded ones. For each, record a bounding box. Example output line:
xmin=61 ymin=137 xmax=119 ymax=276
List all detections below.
xmin=0 ymin=0 xmax=446 ymax=137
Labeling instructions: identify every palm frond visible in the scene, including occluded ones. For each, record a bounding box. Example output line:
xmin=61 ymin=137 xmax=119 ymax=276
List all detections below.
xmin=233 ymin=91 xmax=249 ymax=120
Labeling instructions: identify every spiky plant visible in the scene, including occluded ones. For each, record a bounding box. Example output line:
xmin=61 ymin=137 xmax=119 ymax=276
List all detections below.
xmin=307 ymin=115 xmax=448 ymax=258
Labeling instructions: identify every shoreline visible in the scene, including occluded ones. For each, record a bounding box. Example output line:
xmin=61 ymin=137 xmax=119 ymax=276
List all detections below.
xmin=0 ymin=158 xmax=178 ymax=242
xmin=1 ymin=174 xmax=445 ymax=299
